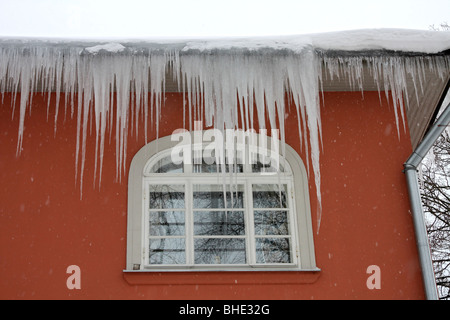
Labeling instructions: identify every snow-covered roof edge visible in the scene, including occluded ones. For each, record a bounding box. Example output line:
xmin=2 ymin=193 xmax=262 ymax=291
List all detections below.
xmin=1 ymin=28 xmax=450 ymax=55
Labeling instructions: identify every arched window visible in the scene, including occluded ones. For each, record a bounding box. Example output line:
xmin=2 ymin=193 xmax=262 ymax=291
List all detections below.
xmin=126 ymin=129 xmax=317 ymax=271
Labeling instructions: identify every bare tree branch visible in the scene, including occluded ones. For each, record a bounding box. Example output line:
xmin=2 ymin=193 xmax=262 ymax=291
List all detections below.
xmin=421 ymin=127 xmax=450 ymax=300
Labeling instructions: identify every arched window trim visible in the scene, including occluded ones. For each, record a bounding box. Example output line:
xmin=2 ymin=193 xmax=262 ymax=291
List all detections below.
xmin=126 ymin=131 xmax=318 ymax=272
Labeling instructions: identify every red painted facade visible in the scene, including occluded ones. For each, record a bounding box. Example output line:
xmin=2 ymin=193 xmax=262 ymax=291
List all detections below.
xmin=0 ymin=91 xmax=424 ymax=299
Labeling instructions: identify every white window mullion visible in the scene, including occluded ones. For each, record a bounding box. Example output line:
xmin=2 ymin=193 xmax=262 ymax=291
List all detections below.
xmin=185 ymin=180 xmax=194 ymax=266
xmin=287 ymin=180 xmax=299 ymax=266
xmin=243 ymin=142 xmax=252 ymax=174
xmin=245 ymin=180 xmax=256 ymax=265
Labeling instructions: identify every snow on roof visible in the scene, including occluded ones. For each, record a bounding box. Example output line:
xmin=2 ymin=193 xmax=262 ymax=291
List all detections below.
xmin=307 ymin=28 xmax=450 ymax=54
xmin=181 ymin=29 xmax=450 ymax=55
xmin=1 ymin=28 xmax=450 ymax=55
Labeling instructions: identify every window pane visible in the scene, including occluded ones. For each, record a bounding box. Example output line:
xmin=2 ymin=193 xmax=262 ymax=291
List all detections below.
xmin=254 ymin=211 xmax=289 ymax=235
xmin=193 ymin=162 xmax=244 ymax=173
xmin=149 ymin=185 xmax=185 ymax=209
xmin=252 ymin=184 xmax=287 ymax=208
xmin=149 ymin=211 xmax=185 ymax=236
xmin=193 ymin=184 xmax=244 ymax=209
xmin=150 ymin=155 xmax=183 ymax=173
xmin=193 ymin=145 xmax=244 ymax=173
xmin=194 ymin=238 xmax=246 ymax=264
xmin=149 ymin=238 xmax=185 ymax=264
xmin=255 ymin=238 xmax=291 ymax=264
xmin=193 ymin=158 xmax=220 ymax=173
xmin=252 ymin=159 xmax=284 ymax=173
xmin=194 ymin=211 xmax=245 ymax=236
xmin=225 ymin=163 xmax=244 ymax=173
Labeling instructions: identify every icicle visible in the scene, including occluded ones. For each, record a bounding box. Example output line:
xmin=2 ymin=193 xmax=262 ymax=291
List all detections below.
xmin=1 ymin=38 xmax=449 ymax=234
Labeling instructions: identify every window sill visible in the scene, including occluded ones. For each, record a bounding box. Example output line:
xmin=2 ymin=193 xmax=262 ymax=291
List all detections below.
xmin=122 ymin=268 xmax=321 ymax=285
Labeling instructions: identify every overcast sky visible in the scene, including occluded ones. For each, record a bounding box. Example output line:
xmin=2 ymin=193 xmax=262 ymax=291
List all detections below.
xmin=0 ymin=0 xmax=449 ymax=39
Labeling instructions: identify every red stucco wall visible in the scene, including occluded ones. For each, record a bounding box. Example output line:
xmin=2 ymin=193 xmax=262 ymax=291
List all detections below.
xmin=0 ymin=91 xmax=425 ymax=299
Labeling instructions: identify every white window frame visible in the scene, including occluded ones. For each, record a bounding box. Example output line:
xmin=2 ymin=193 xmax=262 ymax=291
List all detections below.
xmin=125 ymin=132 xmax=318 ymax=272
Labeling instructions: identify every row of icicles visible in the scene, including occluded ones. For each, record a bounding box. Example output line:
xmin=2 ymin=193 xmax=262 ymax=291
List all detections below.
xmin=1 ymin=43 xmax=449 ymax=232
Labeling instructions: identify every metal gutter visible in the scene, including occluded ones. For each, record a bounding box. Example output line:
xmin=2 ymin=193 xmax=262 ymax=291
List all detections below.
xmin=404 ymin=100 xmax=450 ymax=300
